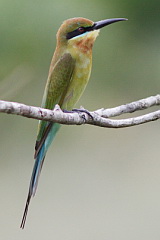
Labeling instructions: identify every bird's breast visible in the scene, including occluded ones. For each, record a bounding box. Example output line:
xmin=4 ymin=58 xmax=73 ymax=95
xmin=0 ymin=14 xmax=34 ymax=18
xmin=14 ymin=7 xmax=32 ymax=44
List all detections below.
xmin=61 ymin=50 xmax=92 ymax=109
xmin=75 ymin=52 xmax=91 ymax=79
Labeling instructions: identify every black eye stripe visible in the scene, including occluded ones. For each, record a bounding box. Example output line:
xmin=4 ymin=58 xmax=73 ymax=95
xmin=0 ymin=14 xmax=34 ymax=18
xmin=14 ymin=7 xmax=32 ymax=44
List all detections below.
xmin=66 ymin=25 xmax=94 ymax=40
xmin=66 ymin=28 xmax=85 ymax=40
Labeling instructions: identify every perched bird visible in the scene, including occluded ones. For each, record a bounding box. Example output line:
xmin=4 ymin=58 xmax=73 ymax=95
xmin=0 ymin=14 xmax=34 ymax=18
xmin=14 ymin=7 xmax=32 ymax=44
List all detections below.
xmin=20 ymin=17 xmax=127 ymax=228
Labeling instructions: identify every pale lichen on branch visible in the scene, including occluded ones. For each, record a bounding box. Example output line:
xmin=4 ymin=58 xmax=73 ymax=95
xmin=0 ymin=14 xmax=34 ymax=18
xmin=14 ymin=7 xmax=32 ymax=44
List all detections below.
xmin=0 ymin=94 xmax=160 ymax=128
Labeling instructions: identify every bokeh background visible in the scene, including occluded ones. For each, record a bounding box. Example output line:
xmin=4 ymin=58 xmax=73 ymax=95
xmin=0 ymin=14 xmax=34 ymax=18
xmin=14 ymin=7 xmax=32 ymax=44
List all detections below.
xmin=0 ymin=0 xmax=160 ymax=239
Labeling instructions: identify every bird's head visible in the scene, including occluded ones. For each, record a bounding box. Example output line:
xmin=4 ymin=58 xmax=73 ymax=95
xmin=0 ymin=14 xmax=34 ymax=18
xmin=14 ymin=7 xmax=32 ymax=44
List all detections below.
xmin=56 ymin=17 xmax=127 ymax=54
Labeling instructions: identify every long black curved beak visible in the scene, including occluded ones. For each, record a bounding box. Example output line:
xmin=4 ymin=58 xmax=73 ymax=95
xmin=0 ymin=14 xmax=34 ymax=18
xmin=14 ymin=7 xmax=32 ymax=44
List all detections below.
xmin=92 ymin=18 xmax=128 ymax=30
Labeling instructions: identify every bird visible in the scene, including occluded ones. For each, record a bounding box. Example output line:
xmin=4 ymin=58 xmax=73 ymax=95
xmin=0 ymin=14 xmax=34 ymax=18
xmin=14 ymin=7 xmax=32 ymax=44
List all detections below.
xmin=20 ymin=16 xmax=127 ymax=228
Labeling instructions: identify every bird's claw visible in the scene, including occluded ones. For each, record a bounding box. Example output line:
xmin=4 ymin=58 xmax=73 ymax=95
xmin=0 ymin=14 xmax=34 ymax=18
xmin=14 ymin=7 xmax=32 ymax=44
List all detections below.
xmin=72 ymin=108 xmax=93 ymax=120
xmin=63 ymin=108 xmax=93 ymax=120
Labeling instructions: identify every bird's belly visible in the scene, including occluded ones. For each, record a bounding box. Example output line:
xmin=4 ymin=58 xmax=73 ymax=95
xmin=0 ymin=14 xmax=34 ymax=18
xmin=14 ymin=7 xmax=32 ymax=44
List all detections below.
xmin=62 ymin=55 xmax=92 ymax=110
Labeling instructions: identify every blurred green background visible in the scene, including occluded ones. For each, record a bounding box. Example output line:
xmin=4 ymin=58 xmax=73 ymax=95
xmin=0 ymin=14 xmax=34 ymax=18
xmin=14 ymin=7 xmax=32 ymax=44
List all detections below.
xmin=0 ymin=0 xmax=160 ymax=239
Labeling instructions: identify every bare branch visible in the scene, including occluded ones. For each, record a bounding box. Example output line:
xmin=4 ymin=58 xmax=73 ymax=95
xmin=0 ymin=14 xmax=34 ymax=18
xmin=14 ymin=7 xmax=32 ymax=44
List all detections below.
xmin=94 ymin=95 xmax=160 ymax=117
xmin=0 ymin=94 xmax=160 ymax=128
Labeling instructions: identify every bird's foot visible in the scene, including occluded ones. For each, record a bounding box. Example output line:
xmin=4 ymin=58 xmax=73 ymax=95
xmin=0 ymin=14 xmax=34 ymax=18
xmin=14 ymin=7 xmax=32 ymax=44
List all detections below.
xmin=72 ymin=108 xmax=93 ymax=120
xmin=63 ymin=108 xmax=93 ymax=120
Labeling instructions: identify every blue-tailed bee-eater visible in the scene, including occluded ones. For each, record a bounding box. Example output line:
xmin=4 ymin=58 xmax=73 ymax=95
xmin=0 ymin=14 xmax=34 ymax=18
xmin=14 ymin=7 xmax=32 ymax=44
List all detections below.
xmin=20 ymin=17 xmax=127 ymax=228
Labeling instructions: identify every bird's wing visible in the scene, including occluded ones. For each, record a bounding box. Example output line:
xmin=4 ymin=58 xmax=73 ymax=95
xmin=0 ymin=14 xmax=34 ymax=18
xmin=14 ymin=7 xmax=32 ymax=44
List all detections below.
xmin=35 ymin=53 xmax=75 ymax=157
xmin=20 ymin=53 xmax=75 ymax=229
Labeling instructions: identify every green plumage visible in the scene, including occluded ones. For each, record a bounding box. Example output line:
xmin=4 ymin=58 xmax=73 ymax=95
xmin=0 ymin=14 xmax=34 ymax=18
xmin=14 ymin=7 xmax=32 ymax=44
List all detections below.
xmin=20 ymin=16 xmax=127 ymax=229
xmin=36 ymin=53 xmax=75 ymax=148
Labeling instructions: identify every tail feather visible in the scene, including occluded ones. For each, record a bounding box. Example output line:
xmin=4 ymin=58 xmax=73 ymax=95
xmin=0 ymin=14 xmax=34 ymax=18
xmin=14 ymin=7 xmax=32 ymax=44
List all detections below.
xmin=20 ymin=123 xmax=61 ymax=229
xmin=20 ymin=192 xmax=31 ymax=229
xmin=20 ymin=145 xmax=45 ymax=229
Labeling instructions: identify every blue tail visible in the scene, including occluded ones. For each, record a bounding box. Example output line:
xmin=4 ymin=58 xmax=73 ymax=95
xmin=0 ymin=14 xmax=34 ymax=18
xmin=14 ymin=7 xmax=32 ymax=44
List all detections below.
xmin=20 ymin=123 xmax=60 ymax=228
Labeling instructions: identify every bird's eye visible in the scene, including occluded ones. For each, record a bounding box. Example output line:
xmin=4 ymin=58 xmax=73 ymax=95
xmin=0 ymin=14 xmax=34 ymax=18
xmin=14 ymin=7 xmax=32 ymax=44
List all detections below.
xmin=78 ymin=27 xmax=85 ymax=33
xmin=66 ymin=27 xmax=86 ymax=40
